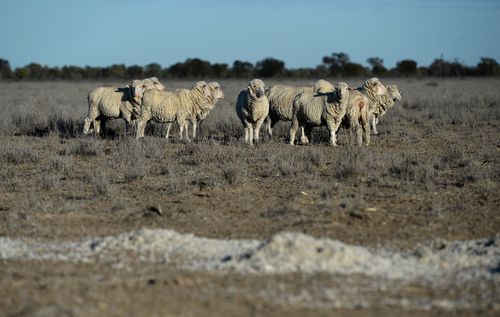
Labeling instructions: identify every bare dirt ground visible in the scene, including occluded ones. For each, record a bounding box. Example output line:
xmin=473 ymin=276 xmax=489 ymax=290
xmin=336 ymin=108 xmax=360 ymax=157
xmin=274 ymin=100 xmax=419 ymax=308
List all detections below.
xmin=0 ymin=78 xmax=499 ymax=316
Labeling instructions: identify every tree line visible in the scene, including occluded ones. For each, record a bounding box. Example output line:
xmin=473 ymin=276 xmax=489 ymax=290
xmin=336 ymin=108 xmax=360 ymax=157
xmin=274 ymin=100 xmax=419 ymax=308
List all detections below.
xmin=0 ymin=53 xmax=498 ymax=80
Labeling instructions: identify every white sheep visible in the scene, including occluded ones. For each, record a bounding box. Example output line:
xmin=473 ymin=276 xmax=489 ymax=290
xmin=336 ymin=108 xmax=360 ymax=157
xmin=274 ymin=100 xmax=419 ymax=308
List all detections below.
xmin=370 ymin=84 xmax=402 ymax=134
xmin=83 ymin=77 xmax=165 ymax=135
xmin=135 ymin=81 xmax=210 ymax=139
xmin=289 ymin=81 xmax=350 ymax=146
xmin=264 ymin=80 xmax=335 ymax=142
xmin=164 ymin=81 xmax=224 ymax=140
xmin=317 ymin=78 xmax=389 ymax=146
xmin=235 ymin=79 xmax=269 ymax=144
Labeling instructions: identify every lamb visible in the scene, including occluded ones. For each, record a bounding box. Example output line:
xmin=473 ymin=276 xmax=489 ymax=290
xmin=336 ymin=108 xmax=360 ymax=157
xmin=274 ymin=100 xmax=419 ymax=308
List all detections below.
xmin=370 ymin=84 xmax=402 ymax=134
xmin=82 ymin=77 xmax=165 ymax=135
xmin=289 ymin=81 xmax=350 ymax=146
xmin=235 ymin=79 xmax=269 ymax=144
xmin=135 ymin=81 xmax=210 ymax=139
xmin=263 ymin=80 xmax=334 ymax=141
xmin=164 ymin=81 xmax=224 ymax=140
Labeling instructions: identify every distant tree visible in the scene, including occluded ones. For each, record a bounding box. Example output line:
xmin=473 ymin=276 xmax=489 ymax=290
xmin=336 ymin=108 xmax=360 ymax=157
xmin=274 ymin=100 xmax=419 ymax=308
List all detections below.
xmin=46 ymin=67 xmax=61 ymax=80
xmin=26 ymin=63 xmax=45 ymax=80
xmin=231 ymin=60 xmax=255 ymax=78
xmin=367 ymin=57 xmax=387 ymax=76
xmin=169 ymin=58 xmax=212 ymax=78
xmin=126 ymin=65 xmax=144 ymax=79
xmin=313 ymin=64 xmax=329 ymax=78
xmin=322 ymin=52 xmax=350 ymax=76
xmin=0 ymin=58 xmax=13 ymax=79
xmin=256 ymin=57 xmax=286 ymax=77
xmin=145 ymin=63 xmax=162 ymax=78
xmin=428 ymin=58 xmax=466 ymax=77
xmin=106 ymin=64 xmax=126 ymax=78
xmin=395 ymin=59 xmax=418 ymax=76
xmin=14 ymin=67 xmax=30 ymax=80
xmin=476 ymin=57 xmax=499 ymax=76
xmin=83 ymin=66 xmax=101 ymax=79
xmin=61 ymin=65 xmax=84 ymax=80
xmin=342 ymin=62 xmax=367 ymax=77
xmin=211 ymin=63 xmax=229 ymax=78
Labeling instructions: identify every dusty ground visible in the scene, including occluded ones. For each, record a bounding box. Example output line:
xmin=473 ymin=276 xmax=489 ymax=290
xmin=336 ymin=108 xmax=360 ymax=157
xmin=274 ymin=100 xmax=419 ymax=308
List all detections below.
xmin=0 ymin=78 xmax=499 ymax=316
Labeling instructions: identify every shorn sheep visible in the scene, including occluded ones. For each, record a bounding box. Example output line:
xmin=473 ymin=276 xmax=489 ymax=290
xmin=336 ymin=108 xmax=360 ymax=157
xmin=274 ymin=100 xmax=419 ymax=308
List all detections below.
xmin=289 ymin=81 xmax=350 ymax=146
xmin=135 ymin=81 xmax=210 ymax=139
xmin=235 ymin=79 xmax=269 ymax=144
xmin=164 ymin=81 xmax=224 ymax=140
xmin=370 ymin=84 xmax=402 ymax=134
xmin=82 ymin=77 xmax=165 ymax=135
xmin=265 ymin=80 xmax=334 ymax=141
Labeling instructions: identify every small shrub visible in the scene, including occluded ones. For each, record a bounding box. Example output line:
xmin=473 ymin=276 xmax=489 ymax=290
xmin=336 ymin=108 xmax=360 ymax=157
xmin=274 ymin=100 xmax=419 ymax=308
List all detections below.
xmin=41 ymin=172 xmax=60 ymax=191
xmin=0 ymin=144 xmax=40 ymax=164
xmin=92 ymin=171 xmax=109 ymax=197
xmin=62 ymin=139 xmax=100 ymax=156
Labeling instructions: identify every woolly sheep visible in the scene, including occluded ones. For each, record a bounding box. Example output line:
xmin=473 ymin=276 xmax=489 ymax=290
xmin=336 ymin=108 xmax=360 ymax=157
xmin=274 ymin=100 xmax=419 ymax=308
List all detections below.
xmin=164 ymin=81 xmax=224 ymax=140
xmin=370 ymin=84 xmax=402 ymax=134
xmin=289 ymin=81 xmax=350 ymax=146
xmin=236 ymin=79 xmax=269 ymax=144
xmin=82 ymin=77 xmax=165 ymax=135
xmin=318 ymin=78 xmax=389 ymax=146
xmin=135 ymin=81 xmax=210 ymax=139
xmin=263 ymin=80 xmax=334 ymax=142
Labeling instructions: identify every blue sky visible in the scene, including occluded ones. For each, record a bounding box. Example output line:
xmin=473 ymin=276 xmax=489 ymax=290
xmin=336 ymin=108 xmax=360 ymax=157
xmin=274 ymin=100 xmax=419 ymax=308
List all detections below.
xmin=1 ymin=0 xmax=499 ymax=69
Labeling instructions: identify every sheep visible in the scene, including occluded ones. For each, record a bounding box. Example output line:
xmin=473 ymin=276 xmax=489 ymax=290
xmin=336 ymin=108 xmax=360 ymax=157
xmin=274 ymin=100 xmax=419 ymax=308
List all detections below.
xmin=370 ymin=84 xmax=402 ymax=134
xmin=135 ymin=81 xmax=210 ymax=139
xmin=262 ymin=80 xmax=332 ymax=142
xmin=164 ymin=81 xmax=224 ymax=140
xmin=82 ymin=77 xmax=165 ymax=135
xmin=235 ymin=79 xmax=269 ymax=144
xmin=289 ymin=81 xmax=350 ymax=146
xmin=315 ymin=78 xmax=389 ymax=146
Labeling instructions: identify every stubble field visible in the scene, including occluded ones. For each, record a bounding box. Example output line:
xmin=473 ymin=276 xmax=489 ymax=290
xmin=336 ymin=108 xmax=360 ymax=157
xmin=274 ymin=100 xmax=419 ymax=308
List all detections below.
xmin=0 ymin=78 xmax=499 ymax=316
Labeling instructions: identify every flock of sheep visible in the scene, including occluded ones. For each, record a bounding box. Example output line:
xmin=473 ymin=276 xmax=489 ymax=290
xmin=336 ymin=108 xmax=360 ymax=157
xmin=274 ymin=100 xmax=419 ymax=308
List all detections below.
xmin=83 ymin=76 xmax=402 ymax=145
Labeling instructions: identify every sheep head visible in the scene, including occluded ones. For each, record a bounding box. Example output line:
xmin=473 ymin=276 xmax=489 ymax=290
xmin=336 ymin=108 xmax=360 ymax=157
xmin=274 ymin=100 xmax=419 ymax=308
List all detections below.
xmin=387 ymin=85 xmax=402 ymax=101
xmin=148 ymin=77 xmax=166 ymax=91
xmin=336 ymin=82 xmax=350 ymax=100
xmin=209 ymin=82 xmax=224 ymax=100
xmin=313 ymin=79 xmax=336 ymax=94
xmin=191 ymin=81 xmax=210 ymax=99
xmin=247 ymin=79 xmax=266 ymax=99
xmin=364 ymin=77 xmax=389 ymax=96
xmin=129 ymin=79 xmax=147 ymax=105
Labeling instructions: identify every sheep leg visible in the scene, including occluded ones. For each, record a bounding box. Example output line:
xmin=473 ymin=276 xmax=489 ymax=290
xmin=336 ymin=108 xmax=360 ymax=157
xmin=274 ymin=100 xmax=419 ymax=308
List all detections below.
xmin=326 ymin=120 xmax=341 ymax=146
xmin=304 ymin=126 xmax=313 ymax=145
xmin=299 ymin=127 xmax=309 ymax=144
xmin=363 ymin=120 xmax=371 ymax=146
xmin=165 ymin=123 xmax=172 ymax=139
xmin=371 ymin=115 xmax=378 ymax=135
xmin=264 ymin=116 xmax=273 ymax=137
xmin=354 ymin=123 xmax=363 ymax=146
xmin=192 ymin=121 xmax=197 ymax=139
xmin=135 ymin=114 xmax=150 ymax=139
xmin=100 ymin=119 xmax=108 ymax=138
xmin=254 ymin=118 xmax=265 ymax=143
xmin=289 ymin=115 xmax=299 ymax=145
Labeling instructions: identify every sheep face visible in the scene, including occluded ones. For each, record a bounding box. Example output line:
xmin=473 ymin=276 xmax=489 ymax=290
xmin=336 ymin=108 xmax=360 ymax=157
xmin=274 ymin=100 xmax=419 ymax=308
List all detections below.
xmin=129 ymin=79 xmax=147 ymax=104
xmin=248 ymin=79 xmax=266 ymax=99
xmin=387 ymin=85 xmax=402 ymax=101
xmin=365 ymin=77 xmax=389 ymax=96
xmin=336 ymin=82 xmax=350 ymax=99
xmin=209 ymin=82 xmax=224 ymax=100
